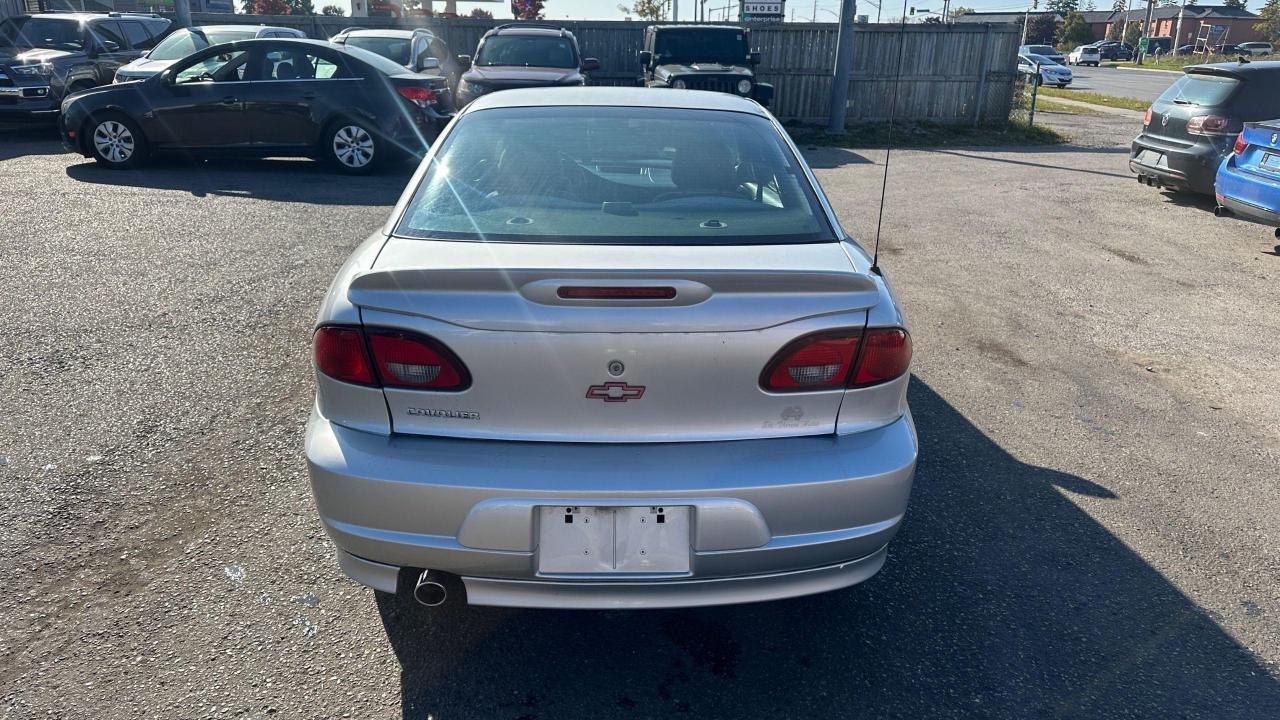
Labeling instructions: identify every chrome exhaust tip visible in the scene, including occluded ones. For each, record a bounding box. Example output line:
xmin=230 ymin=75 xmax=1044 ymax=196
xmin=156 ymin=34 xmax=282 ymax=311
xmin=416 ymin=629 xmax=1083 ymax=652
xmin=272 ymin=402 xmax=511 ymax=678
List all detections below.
xmin=1214 ymin=205 xmax=1229 ymax=218
xmin=413 ymin=570 xmax=448 ymax=607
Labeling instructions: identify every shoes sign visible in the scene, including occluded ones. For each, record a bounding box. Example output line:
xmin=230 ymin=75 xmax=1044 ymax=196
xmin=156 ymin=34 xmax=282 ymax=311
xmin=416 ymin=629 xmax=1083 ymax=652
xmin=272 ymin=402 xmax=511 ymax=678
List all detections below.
xmin=741 ymin=1 xmax=785 ymax=21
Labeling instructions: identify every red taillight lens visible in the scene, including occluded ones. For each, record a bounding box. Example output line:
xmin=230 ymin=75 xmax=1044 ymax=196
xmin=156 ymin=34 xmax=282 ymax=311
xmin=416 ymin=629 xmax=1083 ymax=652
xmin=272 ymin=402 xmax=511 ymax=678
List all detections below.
xmin=1187 ymin=114 xmax=1231 ymax=135
xmin=761 ymin=332 xmax=861 ymax=392
xmin=1233 ymin=132 xmax=1248 ymax=155
xmin=851 ymin=328 xmax=913 ymax=388
xmin=760 ymin=327 xmax=912 ymax=393
xmin=367 ymin=330 xmax=469 ymax=391
xmin=1144 ymin=107 xmax=1152 ymax=126
xmin=397 ymin=85 xmax=438 ymax=106
xmin=314 ymin=326 xmax=376 ymax=386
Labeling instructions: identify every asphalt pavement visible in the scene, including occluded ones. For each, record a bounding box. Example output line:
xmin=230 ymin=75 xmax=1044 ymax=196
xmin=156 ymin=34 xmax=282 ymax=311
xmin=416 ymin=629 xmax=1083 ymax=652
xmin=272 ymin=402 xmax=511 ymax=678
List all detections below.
xmin=2 ymin=113 xmax=1279 ymax=719
xmin=1065 ymin=65 xmax=1181 ymax=102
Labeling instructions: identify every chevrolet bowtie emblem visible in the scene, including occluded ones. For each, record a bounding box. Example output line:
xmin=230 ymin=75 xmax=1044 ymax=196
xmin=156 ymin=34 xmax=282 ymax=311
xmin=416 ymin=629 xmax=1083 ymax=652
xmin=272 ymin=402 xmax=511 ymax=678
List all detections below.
xmin=585 ymin=382 xmax=646 ymax=402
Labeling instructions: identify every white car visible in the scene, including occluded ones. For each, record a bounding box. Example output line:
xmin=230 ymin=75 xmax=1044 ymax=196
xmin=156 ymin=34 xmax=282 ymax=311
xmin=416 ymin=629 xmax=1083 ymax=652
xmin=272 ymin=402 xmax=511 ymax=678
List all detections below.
xmin=1068 ymin=45 xmax=1101 ymax=66
xmin=1237 ymin=42 xmax=1274 ymax=57
xmin=1019 ymin=53 xmax=1073 ymax=87
xmin=113 ymin=25 xmax=306 ymax=83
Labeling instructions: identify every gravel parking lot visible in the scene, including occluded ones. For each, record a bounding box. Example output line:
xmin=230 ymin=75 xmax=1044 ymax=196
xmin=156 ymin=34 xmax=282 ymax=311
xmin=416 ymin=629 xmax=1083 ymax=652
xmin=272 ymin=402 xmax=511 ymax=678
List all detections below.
xmin=2 ymin=111 xmax=1279 ymax=719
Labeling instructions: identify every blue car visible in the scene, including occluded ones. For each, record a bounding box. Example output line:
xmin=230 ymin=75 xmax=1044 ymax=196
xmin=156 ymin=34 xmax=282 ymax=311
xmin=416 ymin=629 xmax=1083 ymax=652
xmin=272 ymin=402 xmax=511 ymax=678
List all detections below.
xmin=1216 ymin=121 xmax=1280 ymax=230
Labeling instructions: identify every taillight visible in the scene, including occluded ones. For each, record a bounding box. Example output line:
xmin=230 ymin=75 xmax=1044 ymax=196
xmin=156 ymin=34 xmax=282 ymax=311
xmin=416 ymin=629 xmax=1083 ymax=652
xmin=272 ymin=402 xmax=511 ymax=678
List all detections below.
xmin=760 ymin=327 xmax=912 ymax=393
xmin=366 ymin=329 xmax=469 ymax=391
xmin=313 ymin=326 xmax=469 ymax=391
xmin=314 ymin=326 xmax=376 ymax=386
xmin=1144 ymin=107 xmax=1152 ymax=126
xmin=397 ymin=85 xmax=438 ymax=107
xmin=1233 ymin=132 xmax=1248 ymax=155
xmin=557 ymin=286 xmax=677 ymax=300
xmin=1187 ymin=114 xmax=1232 ymax=135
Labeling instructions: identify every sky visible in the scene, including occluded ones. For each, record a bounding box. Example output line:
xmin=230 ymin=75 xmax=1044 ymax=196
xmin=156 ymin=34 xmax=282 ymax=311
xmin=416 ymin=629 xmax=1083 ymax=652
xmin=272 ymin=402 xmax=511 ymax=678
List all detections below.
xmin=330 ymin=1 xmax=1249 ymax=22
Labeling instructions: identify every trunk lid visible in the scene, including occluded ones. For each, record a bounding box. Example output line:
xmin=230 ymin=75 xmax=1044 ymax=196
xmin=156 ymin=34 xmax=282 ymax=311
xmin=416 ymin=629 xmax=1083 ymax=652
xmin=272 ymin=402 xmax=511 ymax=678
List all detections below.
xmin=353 ymin=239 xmax=878 ymax=442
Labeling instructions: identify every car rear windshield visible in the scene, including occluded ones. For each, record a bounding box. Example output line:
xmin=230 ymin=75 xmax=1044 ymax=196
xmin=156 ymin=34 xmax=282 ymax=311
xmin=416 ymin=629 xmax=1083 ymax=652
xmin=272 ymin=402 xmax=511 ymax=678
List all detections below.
xmin=1026 ymin=45 xmax=1056 ymax=55
xmin=395 ymin=106 xmax=835 ymax=245
xmin=0 ymin=17 xmax=83 ymax=51
xmin=344 ymin=36 xmax=411 ymax=66
xmin=148 ymin=28 xmax=254 ymax=60
xmin=476 ymin=36 xmax=577 ymax=69
xmin=1158 ymin=73 xmax=1240 ymax=106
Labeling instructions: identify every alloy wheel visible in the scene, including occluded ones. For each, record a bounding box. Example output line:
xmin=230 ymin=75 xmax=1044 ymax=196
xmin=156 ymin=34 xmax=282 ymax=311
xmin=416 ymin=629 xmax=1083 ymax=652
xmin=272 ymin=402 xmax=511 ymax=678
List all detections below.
xmin=333 ymin=125 xmax=375 ymax=169
xmin=93 ymin=120 xmax=135 ymax=164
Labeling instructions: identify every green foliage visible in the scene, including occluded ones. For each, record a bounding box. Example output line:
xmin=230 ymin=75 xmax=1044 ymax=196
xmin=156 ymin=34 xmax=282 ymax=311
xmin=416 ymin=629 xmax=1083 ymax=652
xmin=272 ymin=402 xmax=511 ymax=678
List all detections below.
xmin=1257 ymin=0 xmax=1280 ymax=41
xmin=288 ymin=0 xmax=314 ymax=15
xmin=1026 ymin=14 xmax=1059 ymax=44
xmin=1222 ymin=0 xmax=1247 ymax=8
xmin=1058 ymin=11 xmax=1095 ymax=46
xmin=618 ymin=0 xmax=668 ymax=20
xmin=952 ymin=6 xmax=976 ymax=14
xmin=469 ymin=7 xmax=494 ymax=17
xmin=320 ymin=3 xmax=344 ymax=13
xmin=1123 ymin=20 xmax=1143 ymax=46
xmin=1046 ymin=0 xmax=1077 ymax=13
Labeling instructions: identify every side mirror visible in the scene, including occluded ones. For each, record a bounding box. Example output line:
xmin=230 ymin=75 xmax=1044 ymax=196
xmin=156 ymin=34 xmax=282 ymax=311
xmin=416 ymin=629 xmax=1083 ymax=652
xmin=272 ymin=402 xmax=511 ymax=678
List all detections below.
xmin=581 ymin=57 xmax=600 ymax=72
xmin=417 ymin=55 xmax=441 ymax=71
xmin=639 ymin=50 xmax=652 ymax=67
xmin=748 ymin=51 xmax=761 ymax=66
xmin=457 ymin=54 xmax=472 ymax=69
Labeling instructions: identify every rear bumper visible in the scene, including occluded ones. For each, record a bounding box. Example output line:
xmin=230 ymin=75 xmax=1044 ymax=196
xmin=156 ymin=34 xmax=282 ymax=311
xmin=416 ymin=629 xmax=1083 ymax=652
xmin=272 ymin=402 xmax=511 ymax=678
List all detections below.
xmin=1216 ymin=157 xmax=1280 ymax=226
xmin=1130 ymin=134 xmax=1227 ymax=195
xmin=306 ymin=409 xmax=918 ymax=608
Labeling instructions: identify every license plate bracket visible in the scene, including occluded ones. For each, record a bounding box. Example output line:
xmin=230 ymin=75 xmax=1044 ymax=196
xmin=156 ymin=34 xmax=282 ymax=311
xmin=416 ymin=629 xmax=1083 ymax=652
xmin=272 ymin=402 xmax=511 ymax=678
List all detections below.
xmin=1262 ymin=152 xmax=1280 ymax=169
xmin=537 ymin=505 xmax=691 ymax=575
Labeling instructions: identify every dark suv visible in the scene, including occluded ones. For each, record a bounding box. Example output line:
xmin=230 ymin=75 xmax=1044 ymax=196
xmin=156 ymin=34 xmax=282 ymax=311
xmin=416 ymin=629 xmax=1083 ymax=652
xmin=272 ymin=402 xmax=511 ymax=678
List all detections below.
xmin=0 ymin=12 xmax=170 ymax=120
xmin=639 ymin=25 xmax=772 ymax=108
xmin=453 ymin=24 xmax=599 ymax=107
xmin=1131 ymin=61 xmax=1280 ymax=194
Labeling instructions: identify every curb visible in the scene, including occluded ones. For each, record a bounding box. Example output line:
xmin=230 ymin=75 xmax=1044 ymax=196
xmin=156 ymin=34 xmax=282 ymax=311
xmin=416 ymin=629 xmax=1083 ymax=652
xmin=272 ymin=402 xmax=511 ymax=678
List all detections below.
xmin=1105 ymin=65 xmax=1183 ymax=75
xmin=1038 ymin=96 xmax=1145 ymax=117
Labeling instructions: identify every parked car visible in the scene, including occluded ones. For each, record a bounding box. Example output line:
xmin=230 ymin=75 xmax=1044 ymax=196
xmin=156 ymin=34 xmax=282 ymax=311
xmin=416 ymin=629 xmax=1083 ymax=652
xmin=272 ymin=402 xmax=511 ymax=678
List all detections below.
xmin=1213 ymin=43 xmax=1241 ymax=55
xmin=1145 ymin=36 xmax=1174 ymax=55
xmin=1067 ymin=45 xmax=1100 ymax=66
xmin=328 ymin=26 xmax=461 ymax=94
xmin=304 ymin=86 xmax=917 ymax=610
xmin=1131 ymin=61 xmax=1280 ymax=194
xmin=1175 ymin=44 xmax=1198 ymax=56
xmin=1019 ymin=44 xmax=1065 ymax=65
xmin=453 ymin=24 xmax=598 ymax=108
xmin=60 ymin=38 xmax=453 ymax=173
xmin=1019 ymin=53 xmax=1073 ymax=87
xmin=114 ymin=24 xmax=304 ymax=83
xmin=639 ymin=24 xmax=773 ymax=107
xmin=1215 ymin=120 xmax=1280 ymax=229
xmin=1236 ymin=42 xmax=1273 ymax=57
xmin=1091 ymin=41 xmax=1133 ymax=61
xmin=0 ymin=11 xmax=170 ymax=120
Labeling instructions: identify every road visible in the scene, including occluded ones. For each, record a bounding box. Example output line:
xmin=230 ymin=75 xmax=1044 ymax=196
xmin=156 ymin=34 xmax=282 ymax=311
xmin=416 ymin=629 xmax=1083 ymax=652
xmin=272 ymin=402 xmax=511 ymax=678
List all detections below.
xmin=1066 ymin=65 xmax=1181 ymax=102
xmin=2 ymin=113 xmax=1279 ymax=719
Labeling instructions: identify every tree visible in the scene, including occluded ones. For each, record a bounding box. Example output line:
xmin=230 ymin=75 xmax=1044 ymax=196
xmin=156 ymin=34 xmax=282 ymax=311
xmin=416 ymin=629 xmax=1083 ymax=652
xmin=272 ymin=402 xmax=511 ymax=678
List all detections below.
xmin=321 ymin=3 xmax=344 ymax=13
xmin=1223 ymin=0 xmax=1247 ymax=8
xmin=1123 ymin=20 xmax=1143 ymax=46
xmin=618 ymin=0 xmax=668 ymax=20
xmin=242 ymin=0 xmax=292 ymax=12
xmin=1258 ymin=0 xmax=1280 ymax=41
xmin=951 ymin=6 xmax=975 ymax=14
xmin=1058 ymin=10 xmax=1095 ymax=46
xmin=511 ymin=0 xmax=545 ymax=19
xmin=469 ymin=6 xmax=494 ymax=17
xmin=1084 ymin=0 xmax=1095 ymax=9
xmin=287 ymin=0 xmax=315 ymax=14
xmin=1046 ymin=0 xmax=1077 ymax=13
xmin=1026 ymin=14 xmax=1059 ymax=43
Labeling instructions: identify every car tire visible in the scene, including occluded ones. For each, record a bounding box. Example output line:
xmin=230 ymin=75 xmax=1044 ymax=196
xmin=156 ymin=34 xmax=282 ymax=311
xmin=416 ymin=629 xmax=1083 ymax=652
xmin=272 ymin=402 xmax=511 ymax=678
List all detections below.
xmin=323 ymin=118 xmax=381 ymax=175
xmin=86 ymin=112 xmax=148 ymax=169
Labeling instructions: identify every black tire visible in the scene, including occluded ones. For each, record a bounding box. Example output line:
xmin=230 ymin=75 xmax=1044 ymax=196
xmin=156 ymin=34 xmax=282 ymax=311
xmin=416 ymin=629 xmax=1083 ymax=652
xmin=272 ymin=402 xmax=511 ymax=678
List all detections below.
xmin=322 ymin=118 xmax=381 ymax=175
xmin=85 ymin=111 xmax=148 ymax=169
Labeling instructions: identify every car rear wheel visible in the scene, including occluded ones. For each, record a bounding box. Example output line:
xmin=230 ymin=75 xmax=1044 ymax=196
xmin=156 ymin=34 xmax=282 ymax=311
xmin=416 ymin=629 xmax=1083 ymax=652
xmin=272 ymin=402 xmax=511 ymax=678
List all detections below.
xmin=324 ymin=120 xmax=380 ymax=175
xmin=87 ymin=113 xmax=148 ymax=169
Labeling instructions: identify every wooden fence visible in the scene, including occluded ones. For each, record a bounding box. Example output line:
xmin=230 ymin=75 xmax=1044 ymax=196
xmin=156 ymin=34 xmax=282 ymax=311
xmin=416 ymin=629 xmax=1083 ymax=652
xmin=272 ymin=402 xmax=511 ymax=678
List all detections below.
xmin=189 ymin=14 xmax=1021 ymax=125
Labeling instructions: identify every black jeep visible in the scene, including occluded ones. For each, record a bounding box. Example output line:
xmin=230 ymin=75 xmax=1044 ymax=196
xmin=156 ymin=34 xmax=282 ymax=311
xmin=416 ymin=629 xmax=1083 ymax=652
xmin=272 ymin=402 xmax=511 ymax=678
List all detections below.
xmin=0 ymin=12 xmax=170 ymax=121
xmin=639 ymin=25 xmax=772 ymax=107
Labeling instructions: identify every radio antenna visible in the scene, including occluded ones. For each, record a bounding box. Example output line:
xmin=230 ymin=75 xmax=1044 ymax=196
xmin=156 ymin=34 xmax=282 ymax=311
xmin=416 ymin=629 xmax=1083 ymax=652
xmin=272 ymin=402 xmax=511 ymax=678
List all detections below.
xmin=871 ymin=0 xmax=912 ymax=274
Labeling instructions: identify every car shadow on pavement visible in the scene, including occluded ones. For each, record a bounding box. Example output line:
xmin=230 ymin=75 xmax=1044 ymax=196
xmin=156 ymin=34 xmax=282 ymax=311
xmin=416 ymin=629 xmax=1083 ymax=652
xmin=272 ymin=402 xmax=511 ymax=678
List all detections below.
xmin=375 ymin=378 xmax=1280 ymax=720
xmin=921 ymin=148 xmax=1134 ymax=180
xmin=0 ymin=124 xmax=64 ymax=161
xmin=799 ymin=147 xmax=875 ymax=169
xmin=64 ymin=156 xmax=415 ymax=206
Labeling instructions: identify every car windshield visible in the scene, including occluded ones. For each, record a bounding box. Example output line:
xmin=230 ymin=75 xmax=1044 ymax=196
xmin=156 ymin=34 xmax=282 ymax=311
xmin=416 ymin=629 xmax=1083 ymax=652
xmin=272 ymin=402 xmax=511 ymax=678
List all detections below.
xmin=344 ymin=35 xmax=412 ymax=66
xmin=148 ymin=28 xmax=255 ymax=61
xmin=396 ymin=106 xmax=833 ymax=245
xmin=654 ymin=29 xmax=747 ymax=64
xmin=1159 ymin=73 xmax=1240 ymax=106
xmin=0 ymin=17 xmax=84 ymax=51
xmin=475 ymin=35 xmax=577 ymax=68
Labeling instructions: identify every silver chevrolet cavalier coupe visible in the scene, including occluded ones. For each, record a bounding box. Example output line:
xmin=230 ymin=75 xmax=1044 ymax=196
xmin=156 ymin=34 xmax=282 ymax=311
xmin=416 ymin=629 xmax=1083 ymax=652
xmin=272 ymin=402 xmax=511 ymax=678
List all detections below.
xmin=305 ymin=87 xmax=917 ymax=609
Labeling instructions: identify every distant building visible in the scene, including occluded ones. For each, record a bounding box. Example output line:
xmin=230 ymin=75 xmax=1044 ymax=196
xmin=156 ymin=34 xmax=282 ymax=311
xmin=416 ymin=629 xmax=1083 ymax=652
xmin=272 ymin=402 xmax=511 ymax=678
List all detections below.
xmin=953 ymin=6 xmax=1262 ymax=47
xmin=23 ymin=0 xmax=233 ymax=11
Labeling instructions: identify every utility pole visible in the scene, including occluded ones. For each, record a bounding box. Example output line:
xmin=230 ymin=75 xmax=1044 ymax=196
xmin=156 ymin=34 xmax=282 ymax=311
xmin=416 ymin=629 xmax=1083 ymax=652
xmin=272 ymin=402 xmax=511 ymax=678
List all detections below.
xmin=1021 ymin=0 xmax=1036 ymax=45
xmin=1136 ymin=0 xmax=1154 ymax=64
xmin=175 ymin=0 xmax=191 ymax=28
xmin=673 ymin=0 xmax=679 ymax=21
xmin=1173 ymin=0 xmax=1187 ymax=52
xmin=827 ymin=0 xmax=857 ymax=133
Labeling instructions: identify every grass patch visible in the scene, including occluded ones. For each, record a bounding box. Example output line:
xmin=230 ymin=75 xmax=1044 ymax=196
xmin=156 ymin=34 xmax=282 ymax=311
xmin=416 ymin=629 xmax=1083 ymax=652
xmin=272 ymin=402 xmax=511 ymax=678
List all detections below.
xmin=784 ymin=120 xmax=1069 ymax=149
xmin=1033 ymin=97 xmax=1102 ymax=115
xmin=1035 ymin=87 xmax=1149 ymax=112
